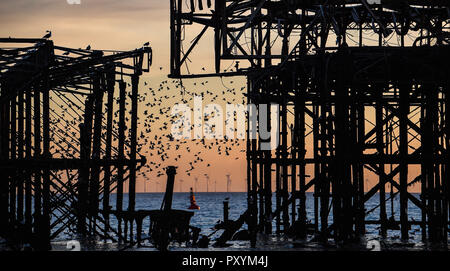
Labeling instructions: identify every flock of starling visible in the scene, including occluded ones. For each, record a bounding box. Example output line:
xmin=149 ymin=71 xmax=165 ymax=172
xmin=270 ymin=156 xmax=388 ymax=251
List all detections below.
xmin=137 ymin=74 xmax=247 ymax=187
xmin=45 ymin=63 xmax=247 ymax=192
xmin=38 ymin=30 xmax=249 ymax=191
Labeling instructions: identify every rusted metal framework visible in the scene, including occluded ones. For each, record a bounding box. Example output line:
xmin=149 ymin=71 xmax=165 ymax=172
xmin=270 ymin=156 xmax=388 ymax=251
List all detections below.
xmin=170 ymin=0 xmax=450 ymax=245
xmin=0 ymin=38 xmax=152 ymax=249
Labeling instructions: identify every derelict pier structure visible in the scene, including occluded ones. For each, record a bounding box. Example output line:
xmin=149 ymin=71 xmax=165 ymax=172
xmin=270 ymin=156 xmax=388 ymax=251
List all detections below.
xmin=170 ymin=0 xmax=450 ymax=245
xmin=0 ymin=37 xmax=152 ymax=249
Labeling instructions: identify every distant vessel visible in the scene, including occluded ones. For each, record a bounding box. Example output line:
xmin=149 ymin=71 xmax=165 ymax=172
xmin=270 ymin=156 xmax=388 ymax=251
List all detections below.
xmin=188 ymin=187 xmax=200 ymax=210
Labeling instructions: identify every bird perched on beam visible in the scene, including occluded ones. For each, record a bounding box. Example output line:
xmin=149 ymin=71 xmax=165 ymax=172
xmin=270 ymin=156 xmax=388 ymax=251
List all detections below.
xmin=43 ymin=30 xmax=51 ymax=39
xmin=86 ymin=45 xmax=91 ymax=50
xmin=143 ymin=42 xmax=150 ymax=47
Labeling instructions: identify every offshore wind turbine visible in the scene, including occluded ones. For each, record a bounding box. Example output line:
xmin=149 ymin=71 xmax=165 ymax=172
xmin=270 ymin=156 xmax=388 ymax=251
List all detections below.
xmin=226 ymin=174 xmax=232 ymax=192
xmin=194 ymin=177 xmax=198 ymax=192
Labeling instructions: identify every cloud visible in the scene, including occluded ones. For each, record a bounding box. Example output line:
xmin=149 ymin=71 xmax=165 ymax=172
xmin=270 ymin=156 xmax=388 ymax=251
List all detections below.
xmin=0 ymin=0 xmax=166 ymax=18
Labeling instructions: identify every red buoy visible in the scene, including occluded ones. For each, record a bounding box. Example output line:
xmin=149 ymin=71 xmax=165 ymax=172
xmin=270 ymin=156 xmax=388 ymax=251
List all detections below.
xmin=188 ymin=187 xmax=200 ymax=210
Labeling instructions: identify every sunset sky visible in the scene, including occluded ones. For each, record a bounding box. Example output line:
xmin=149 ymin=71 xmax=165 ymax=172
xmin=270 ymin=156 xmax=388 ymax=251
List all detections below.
xmin=0 ymin=0 xmax=421 ymax=193
xmin=0 ymin=0 xmax=250 ymax=193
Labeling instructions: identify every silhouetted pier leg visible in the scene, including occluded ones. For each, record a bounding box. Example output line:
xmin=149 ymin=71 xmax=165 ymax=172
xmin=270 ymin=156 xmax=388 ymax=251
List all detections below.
xmin=223 ymin=200 xmax=229 ymax=223
xmin=89 ymin=74 xmax=104 ymax=233
xmin=343 ymin=55 xmax=353 ymax=242
xmin=291 ymin=130 xmax=297 ymax=228
xmin=42 ymin=77 xmax=51 ymax=250
xmin=297 ymin=9 xmax=308 ymax=239
xmin=376 ymin=87 xmax=387 ymax=237
xmin=78 ymin=97 xmax=93 ymax=236
xmin=116 ymin=80 xmax=126 ymax=243
xmin=103 ymin=69 xmax=115 ymax=240
xmin=441 ymin=89 xmax=450 ymax=244
xmin=275 ymin=121 xmax=281 ymax=234
xmin=136 ymin=217 xmax=143 ymax=247
xmin=423 ymin=85 xmax=433 ymax=241
xmin=10 ymin=90 xmax=16 ymax=227
xmin=263 ymin=148 xmax=272 ymax=234
xmin=319 ymin=86 xmax=331 ymax=242
xmin=424 ymin=84 xmax=443 ymax=242
xmin=158 ymin=166 xmax=177 ymax=250
xmin=247 ymin=86 xmax=258 ymax=247
xmin=25 ymin=86 xmax=32 ymax=240
xmin=259 ymin=155 xmax=264 ymax=231
xmin=128 ymin=75 xmax=139 ymax=242
xmin=435 ymin=23 xmax=446 ymax=246
xmin=297 ymin=85 xmax=307 ymax=239
xmin=281 ymin=96 xmax=289 ymax=233
xmin=34 ymin=83 xmax=42 ymax=227
xmin=399 ymin=85 xmax=409 ymax=241
xmin=17 ymin=91 xmax=24 ymax=224
xmin=313 ymin=106 xmax=319 ymax=233
xmin=334 ymin=53 xmax=350 ymax=242
xmin=430 ymin=86 xmax=443 ymax=242
xmin=355 ymin=87 xmax=366 ymax=237
xmin=0 ymin=100 xmax=9 ymax=236
xmin=443 ymin=89 xmax=449 ymax=243
xmin=162 ymin=166 xmax=176 ymax=211
xmin=420 ymin=105 xmax=428 ymax=241
xmin=124 ymin=219 xmax=128 ymax=243
xmin=249 ymin=198 xmax=257 ymax=248
xmin=319 ymin=25 xmax=331 ymax=242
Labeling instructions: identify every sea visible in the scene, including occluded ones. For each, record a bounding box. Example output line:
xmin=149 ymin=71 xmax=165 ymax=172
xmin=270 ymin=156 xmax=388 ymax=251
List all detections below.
xmin=45 ymin=192 xmax=448 ymax=251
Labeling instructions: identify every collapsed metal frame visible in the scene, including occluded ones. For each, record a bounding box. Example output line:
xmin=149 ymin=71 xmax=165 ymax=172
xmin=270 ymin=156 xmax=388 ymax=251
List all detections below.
xmin=170 ymin=0 xmax=450 ymax=245
xmin=0 ymin=38 xmax=152 ymax=249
